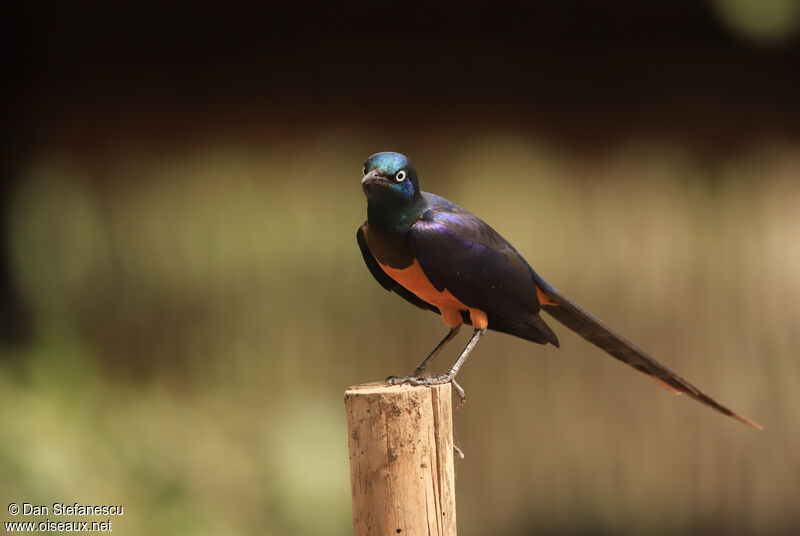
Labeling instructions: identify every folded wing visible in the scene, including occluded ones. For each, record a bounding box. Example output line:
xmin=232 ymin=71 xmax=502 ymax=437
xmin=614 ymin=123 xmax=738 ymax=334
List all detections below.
xmin=408 ymin=207 xmax=558 ymax=346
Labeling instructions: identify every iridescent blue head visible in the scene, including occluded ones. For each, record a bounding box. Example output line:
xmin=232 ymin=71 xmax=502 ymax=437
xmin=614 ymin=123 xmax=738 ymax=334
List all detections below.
xmin=362 ymin=152 xmax=421 ymax=203
xmin=362 ymin=152 xmax=424 ymax=229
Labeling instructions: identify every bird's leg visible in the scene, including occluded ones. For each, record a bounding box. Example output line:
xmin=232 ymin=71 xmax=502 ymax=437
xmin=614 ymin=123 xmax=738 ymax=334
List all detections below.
xmin=412 ymin=326 xmax=461 ymax=376
xmin=441 ymin=327 xmax=485 ymax=380
xmin=387 ymin=326 xmax=460 ymax=384
xmin=411 ymin=328 xmax=486 ymax=406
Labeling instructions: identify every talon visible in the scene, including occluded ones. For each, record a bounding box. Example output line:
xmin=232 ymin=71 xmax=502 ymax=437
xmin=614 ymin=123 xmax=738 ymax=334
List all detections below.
xmin=451 ymin=379 xmax=467 ymax=408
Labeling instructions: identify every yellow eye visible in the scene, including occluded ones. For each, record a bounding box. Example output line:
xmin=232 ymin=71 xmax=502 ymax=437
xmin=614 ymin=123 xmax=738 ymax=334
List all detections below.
xmin=396 ymin=170 xmax=407 ymax=182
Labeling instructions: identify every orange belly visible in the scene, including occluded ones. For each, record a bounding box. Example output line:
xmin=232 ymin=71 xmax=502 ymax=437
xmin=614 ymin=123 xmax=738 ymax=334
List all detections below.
xmin=378 ymin=258 xmax=488 ymax=329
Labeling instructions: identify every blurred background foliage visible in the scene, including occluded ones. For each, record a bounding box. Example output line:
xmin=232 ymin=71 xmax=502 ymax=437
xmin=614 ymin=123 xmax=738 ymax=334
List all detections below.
xmin=2 ymin=2 xmax=800 ymax=535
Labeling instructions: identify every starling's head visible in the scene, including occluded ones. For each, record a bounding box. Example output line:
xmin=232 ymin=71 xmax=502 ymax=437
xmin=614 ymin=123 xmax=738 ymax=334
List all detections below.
xmin=361 ymin=152 xmax=421 ymax=206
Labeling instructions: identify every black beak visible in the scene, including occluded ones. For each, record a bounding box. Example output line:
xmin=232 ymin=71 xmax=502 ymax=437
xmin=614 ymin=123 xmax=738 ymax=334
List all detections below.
xmin=361 ymin=170 xmax=383 ymax=186
xmin=361 ymin=170 xmax=390 ymax=196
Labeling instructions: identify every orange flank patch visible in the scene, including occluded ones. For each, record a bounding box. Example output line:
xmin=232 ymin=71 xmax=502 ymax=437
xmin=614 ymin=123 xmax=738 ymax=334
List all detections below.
xmin=378 ymin=259 xmax=488 ymax=329
xmin=536 ymin=286 xmax=558 ymax=307
xmin=469 ymin=308 xmax=488 ymax=330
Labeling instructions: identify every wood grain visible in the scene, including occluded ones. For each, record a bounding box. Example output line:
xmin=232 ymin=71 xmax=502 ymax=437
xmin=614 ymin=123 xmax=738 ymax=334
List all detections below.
xmin=345 ymin=383 xmax=456 ymax=536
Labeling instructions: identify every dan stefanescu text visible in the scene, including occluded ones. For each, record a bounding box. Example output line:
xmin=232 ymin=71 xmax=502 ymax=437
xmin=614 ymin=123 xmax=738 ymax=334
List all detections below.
xmin=21 ymin=503 xmax=123 ymax=516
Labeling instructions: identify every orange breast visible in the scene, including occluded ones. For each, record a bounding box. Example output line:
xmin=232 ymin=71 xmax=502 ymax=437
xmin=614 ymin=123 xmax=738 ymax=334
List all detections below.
xmin=377 ymin=259 xmax=488 ymax=329
xmin=379 ymin=259 xmax=466 ymax=311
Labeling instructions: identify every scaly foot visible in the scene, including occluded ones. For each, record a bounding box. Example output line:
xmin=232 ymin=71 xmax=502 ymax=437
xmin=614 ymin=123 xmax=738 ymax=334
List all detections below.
xmin=385 ymin=374 xmax=467 ymax=407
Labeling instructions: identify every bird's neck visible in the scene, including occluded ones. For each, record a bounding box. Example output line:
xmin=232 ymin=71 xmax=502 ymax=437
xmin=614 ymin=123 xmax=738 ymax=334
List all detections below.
xmin=367 ymin=197 xmax=426 ymax=232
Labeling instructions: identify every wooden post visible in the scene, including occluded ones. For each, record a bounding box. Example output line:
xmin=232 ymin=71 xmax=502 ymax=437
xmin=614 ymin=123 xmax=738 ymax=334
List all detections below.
xmin=345 ymin=383 xmax=457 ymax=536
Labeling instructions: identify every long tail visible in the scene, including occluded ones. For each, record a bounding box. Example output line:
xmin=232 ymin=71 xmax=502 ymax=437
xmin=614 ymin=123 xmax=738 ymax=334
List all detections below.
xmin=532 ymin=273 xmax=762 ymax=430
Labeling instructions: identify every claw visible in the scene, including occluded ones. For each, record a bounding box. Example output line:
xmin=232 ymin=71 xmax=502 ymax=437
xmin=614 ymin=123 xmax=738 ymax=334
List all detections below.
xmin=451 ymin=379 xmax=466 ymax=408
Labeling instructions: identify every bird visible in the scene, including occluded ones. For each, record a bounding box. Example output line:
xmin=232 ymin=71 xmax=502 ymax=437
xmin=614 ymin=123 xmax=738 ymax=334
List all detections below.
xmin=357 ymin=151 xmax=761 ymax=429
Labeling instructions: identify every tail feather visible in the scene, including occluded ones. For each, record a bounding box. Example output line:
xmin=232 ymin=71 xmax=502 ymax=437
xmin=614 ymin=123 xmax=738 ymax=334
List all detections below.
xmin=473 ymin=309 xmax=560 ymax=347
xmin=532 ymin=274 xmax=762 ymax=430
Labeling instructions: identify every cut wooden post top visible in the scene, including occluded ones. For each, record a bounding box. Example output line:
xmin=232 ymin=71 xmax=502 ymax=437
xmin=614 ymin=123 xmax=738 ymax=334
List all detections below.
xmin=345 ymin=382 xmax=457 ymax=536
xmin=344 ymin=381 xmax=444 ymax=396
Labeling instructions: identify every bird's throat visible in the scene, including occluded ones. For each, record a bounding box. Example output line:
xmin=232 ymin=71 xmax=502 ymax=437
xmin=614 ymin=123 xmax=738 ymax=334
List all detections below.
xmin=366 ymin=197 xmax=425 ymax=233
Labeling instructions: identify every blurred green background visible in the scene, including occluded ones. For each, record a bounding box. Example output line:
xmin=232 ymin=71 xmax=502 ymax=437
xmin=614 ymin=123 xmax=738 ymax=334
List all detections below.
xmin=3 ymin=2 xmax=800 ymax=535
